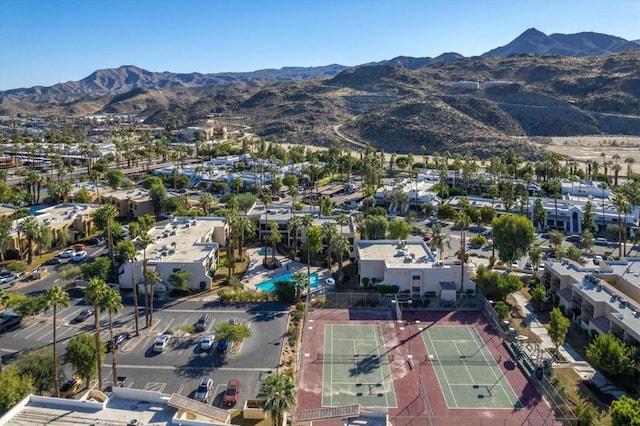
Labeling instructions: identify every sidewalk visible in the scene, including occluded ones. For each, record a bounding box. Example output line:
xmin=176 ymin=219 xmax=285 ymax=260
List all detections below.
xmin=510 ymin=292 xmax=596 ymax=378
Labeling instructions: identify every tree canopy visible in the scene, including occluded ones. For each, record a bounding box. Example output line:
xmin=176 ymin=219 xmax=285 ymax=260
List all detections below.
xmin=492 ymin=214 xmax=535 ymax=263
xmin=586 ymin=333 xmax=638 ymax=377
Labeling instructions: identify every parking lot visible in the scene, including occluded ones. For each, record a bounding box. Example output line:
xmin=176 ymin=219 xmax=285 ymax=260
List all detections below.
xmin=1 ymin=295 xmax=290 ymax=409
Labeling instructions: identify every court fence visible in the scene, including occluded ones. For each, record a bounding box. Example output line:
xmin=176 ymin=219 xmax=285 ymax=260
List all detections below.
xmin=313 ymin=292 xmax=481 ymax=311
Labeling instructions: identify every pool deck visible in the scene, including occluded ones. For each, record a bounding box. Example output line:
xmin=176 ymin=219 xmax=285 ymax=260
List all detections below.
xmin=242 ymin=248 xmax=333 ymax=294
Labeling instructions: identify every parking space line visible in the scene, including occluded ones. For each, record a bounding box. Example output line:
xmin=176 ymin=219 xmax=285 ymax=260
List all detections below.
xmin=206 ymin=319 xmax=217 ymax=334
xmin=144 ymin=382 xmax=166 ymax=393
xmin=14 ymin=322 xmax=39 ymax=338
xmin=61 ymin=308 xmax=82 ymax=323
xmin=24 ymin=324 xmax=49 ymax=340
xmin=161 ymin=318 xmax=175 ymax=334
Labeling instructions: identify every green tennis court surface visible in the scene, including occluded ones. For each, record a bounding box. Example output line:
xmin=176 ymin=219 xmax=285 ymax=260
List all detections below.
xmin=321 ymin=324 xmax=397 ymax=407
xmin=422 ymin=325 xmax=523 ymax=409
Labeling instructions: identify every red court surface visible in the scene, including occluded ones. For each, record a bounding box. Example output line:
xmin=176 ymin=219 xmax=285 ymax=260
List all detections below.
xmin=297 ymin=309 xmax=558 ymax=425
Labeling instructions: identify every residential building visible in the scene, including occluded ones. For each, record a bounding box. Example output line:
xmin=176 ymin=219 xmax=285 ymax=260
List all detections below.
xmin=542 ymin=257 xmax=640 ymax=348
xmin=101 ymin=188 xmax=154 ymax=218
xmin=356 ymin=240 xmax=476 ymax=300
xmin=11 ymin=203 xmax=99 ymax=253
xmin=255 ymin=207 xmax=358 ymax=258
xmin=120 ymin=216 xmax=228 ymax=292
xmin=0 ymin=387 xmax=231 ymax=425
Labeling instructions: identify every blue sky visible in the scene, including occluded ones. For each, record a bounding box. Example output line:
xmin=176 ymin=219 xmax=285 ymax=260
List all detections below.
xmin=0 ymin=0 xmax=638 ymax=90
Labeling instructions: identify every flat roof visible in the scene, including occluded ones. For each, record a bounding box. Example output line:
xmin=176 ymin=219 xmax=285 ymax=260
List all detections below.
xmin=145 ymin=217 xmax=225 ymax=263
xmin=13 ymin=203 xmax=99 ymax=234
xmin=357 ymin=240 xmax=436 ymax=267
xmin=4 ymin=395 xmax=176 ymax=425
xmin=105 ymin=188 xmax=150 ymax=202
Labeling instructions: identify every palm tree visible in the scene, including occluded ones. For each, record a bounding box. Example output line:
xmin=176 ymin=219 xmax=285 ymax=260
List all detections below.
xmin=257 ymin=371 xmax=298 ymax=426
xmin=624 ymin=156 xmax=635 ymax=180
xmin=612 ymin=191 xmax=630 ymax=258
xmin=101 ymin=288 xmax=123 ymax=387
xmin=321 ymin=222 xmax=337 ymax=268
xmin=330 ymin=234 xmax=350 ymax=282
xmin=454 ymin=212 xmax=471 ymax=290
xmin=529 ymin=245 xmax=544 ymax=271
xmin=335 ymin=213 xmax=348 ymax=234
xmin=117 ymin=241 xmax=139 ymax=336
xmin=266 ymin=221 xmax=281 ymax=265
xmin=262 ymin=194 xmax=272 ymax=264
xmin=430 ymin=223 xmax=450 ymax=260
xmin=137 ymin=233 xmax=154 ymax=327
xmin=286 ymin=215 xmax=303 ymax=259
xmin=200 ymin=192 xmax=214 ymax=216
xmin=18 ymin=216 xmax=42 ymax=264
xmin=301 ymin=214 xmax=314 ymax=275
xmin=44 ymin=285 xmax=70 ymax=397
xmin=145 ymin=270 xmax=162 ymax=324
xmin=93 ymin=204 xmax=119 ymax=265
xmin=85 ymin=278 xmax=109 ymax=391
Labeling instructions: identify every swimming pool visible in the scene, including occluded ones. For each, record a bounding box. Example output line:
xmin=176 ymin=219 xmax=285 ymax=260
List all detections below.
xmin=256 ymin=273 xmax=319 ymax=293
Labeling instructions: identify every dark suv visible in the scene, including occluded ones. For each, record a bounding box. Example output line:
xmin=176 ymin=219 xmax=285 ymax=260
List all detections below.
xmin=195 ymin=314 xmax=209 ymax=332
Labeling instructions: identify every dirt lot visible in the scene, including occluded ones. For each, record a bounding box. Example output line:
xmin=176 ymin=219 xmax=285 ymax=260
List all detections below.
xmin=534 ymin=136 xmax=640 ymax=175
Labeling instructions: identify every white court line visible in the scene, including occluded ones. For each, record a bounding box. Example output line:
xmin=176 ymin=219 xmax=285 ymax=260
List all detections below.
xmin=425 ymin=329 xmax=460 ymax=408
xmin=373 ymin=325 xmax=391 ymax=407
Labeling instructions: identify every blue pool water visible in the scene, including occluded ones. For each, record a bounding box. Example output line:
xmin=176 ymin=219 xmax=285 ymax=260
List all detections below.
xmin=256 ymin=273 xmax=319 ymax=293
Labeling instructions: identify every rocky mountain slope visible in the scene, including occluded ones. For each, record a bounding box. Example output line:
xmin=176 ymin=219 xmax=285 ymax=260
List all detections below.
xmin=1 ymin=30 xmax=639 ymax=160
xmin=482 ymin=28 xmax=639 ymax=57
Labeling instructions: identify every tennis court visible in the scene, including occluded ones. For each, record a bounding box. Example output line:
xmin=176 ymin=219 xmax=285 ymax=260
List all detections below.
xmin=422 ymin=325 xmax=523 ymax=409
xmin=321 ymin=324 xmax=397 ymax=408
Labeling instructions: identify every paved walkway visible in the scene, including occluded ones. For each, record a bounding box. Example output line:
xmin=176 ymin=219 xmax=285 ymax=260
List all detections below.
xmin=510 ymin=291 xmax=596 ymax=379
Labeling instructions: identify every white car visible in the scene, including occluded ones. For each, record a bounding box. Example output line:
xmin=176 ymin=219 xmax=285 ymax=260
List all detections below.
xmin=200 ymin=334 xmax=215 ymax=351
xmin=511 ymin=260 xmax=519 ymax=269
xmin=595 ymin=238 xmax=608 ymax=246
xmin=0 ymin=272 xmax=18 ymax=285
xmin=593 ymin=255 xmax=603 ymax=265
xmin=153 ymin=335 xmax=171 ymax=352
xmin=59 ymin=249 xmax=75 ymax=258
xmin=71 ymin=251 xmax=87 ymax=263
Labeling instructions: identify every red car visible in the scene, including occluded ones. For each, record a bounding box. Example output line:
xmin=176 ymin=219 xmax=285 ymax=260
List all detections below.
xmin=223 ymin=379 xmax=241 ymax=406
xmin=423 ymin=233 xmax=433 ymax=242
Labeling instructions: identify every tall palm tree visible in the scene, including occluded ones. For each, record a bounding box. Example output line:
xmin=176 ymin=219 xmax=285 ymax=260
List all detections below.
xmin=454 ymin=212 xmax=471 ymax=290
xmin=430 ymin=223 xmax=450 ymax=261
xmin=200 ymin=192 xmax=214 ymax=216
xmin=44 ymin=285 xmax=70 ymax=397
xmin=612 ymin=191 xmax=630 ymax=258
xmin=321 ymin=222 xmax=337 ymax=268
xmin=18 ymin=216 xmax=42 ymax=264
xmin=330 ymin=234 xmax=350 ymax=282
xmin=93 ymin=204 xmax=119 ymax=266
xmin=335 ymin=213 xmax=348 ymax=234
xmin=137 ymin=233 xmax=154 ymax=327
xmin=624 ymin=156 xmax=635 ymax=180
xmin=101 ymin=288 xmax=123 ymax=387
xmin=286 ymin=215 xmax=303 ymax=259
xmin=85 ymin=278 xmax=109 ymax=391
xmin=262 ymin=194 xmax=272 ymax=264
xmin=258 ymin=371 xmax=298 ymax=426
xmin=301 ymin=214 xmax=314 ymax=276
xmin=145 ymin=270 xmax=163 ymax=324
xmin=117 ymin=241 xmax=139 ymax=336
xmin=266 ymin=222 xmax=281 ymax=265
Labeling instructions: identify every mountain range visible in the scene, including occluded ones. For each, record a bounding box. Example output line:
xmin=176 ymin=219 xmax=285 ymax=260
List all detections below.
xmin=1 ymin=28 xmax=639 ymax=160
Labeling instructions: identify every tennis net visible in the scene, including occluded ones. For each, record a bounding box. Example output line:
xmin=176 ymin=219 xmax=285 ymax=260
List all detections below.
xmin=317 ymin=353 xmax=394 ymax=363
xmin=421 ymin=354 xmax=501 ymax=366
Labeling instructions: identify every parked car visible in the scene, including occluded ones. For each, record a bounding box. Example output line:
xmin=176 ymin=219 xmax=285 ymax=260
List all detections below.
xmin=193 ymin=378 xmax=213 ymax=402
xmin=71 ymin=251 xmax=87 ymax=263
xmin=60 ymin=376 xmax=83 ymax=398
xmin=59 ymin=249 xmax=75 ymax=258
xmin=593 ymin=255 xmax=603 ymax=265
xmin=223 ymin=379 xmax=241 ymax=406
xmin=159 ymin=212 xmax=173 ymax=220
xmin=227 ymin=318 xmax=239 ymax=325
xmin=153 ymin=334 xmax=171 ymax=352
xmin=0 ymin=272 xmax=18 ymax=284
xmin=216 ymin=339 xmax=230 ymax=352
xmin=524 ymin=261 xmax=533 ymax=271
xmin=423 ymin=233 xmax=433 ymax=242
xmin=87 ymin=237 xmax=102 ymax=245
xmin=0 ymin=314 xmax=22 ymax=332
xmin=45 ymin=256 xmax=63 ymax=265
xmin=72 ymin=308 xmax=95 ymax=323
xmin=106 ymin=332 xmax=131 ymax=352
xmin=511 ymin=260 xmax=519 ymax=269
xmin=200 ymin=334 xmax=215 ymax=351
xmin=195 ymin=314 xmax=210 ymax=332
xmin=595 ymin=238 xmax=608 ymax=246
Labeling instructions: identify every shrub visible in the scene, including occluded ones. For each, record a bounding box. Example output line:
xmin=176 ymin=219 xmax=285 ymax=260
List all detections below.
xmin=494 ymin=301 xmax=509 ymax=319
xmin=7 ymin=261 xmax=27 ymax=274
xmin=376 ymin=285 xmax=400 ymax=294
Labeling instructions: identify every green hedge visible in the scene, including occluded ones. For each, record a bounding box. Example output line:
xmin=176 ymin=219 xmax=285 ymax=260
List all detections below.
xmin=376 ymin=285 xmax=400 ymax=294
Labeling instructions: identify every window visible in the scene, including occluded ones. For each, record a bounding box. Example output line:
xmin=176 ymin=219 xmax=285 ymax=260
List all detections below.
xmin=172 ymin=268 xmax=181 ymax=273
xmin=412 ymin=286 xmax=421 ymax=293
xmin=412 ymin=275 xmax=421 ymax=280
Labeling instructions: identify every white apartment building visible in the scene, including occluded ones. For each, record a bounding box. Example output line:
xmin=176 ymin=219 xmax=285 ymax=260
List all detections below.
xmin=356 ymin=240 xmax=476 ymax=301
xmin=120 ymin=217 xmax=228 ymax=292
xmin=543 ymin=257 xmax=640 ymax=348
